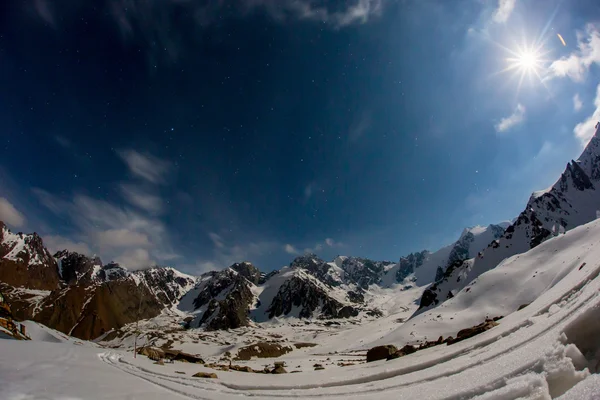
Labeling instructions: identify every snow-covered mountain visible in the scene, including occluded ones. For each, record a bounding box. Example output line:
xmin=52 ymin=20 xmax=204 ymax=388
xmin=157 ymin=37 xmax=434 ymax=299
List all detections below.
xmin=0 ymin=220 xmax=510 ymax=337
xmin=0 ymin=222 xmax=61 ymax=291
xmin=420 ymin=123 xmax=600 ymax=311
xmin=0 ymin=229 xmax=196 ymax=340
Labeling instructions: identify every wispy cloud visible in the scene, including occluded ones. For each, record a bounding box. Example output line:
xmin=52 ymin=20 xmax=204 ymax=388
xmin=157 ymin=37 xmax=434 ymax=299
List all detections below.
xmin=348 ymin=111 xmax=372 ymax=142
xmin=573 ymin=94 xmax=583 ymax=112
xmin=199 ymin=232 xmax=278 ymax=271
xmin=32 ymin=186 xmax=178 ymax=270
xmin=495 ymin=103 xmax=526 ymax=133
xmin=54 ymin=135 xmax=72 ymax=149
xmin=118 ymin=150 xmax=172 ymax=184
xmin=209 ymin=232 xmax=225 ymax=249
xmin=29 ymin=0 xmax=383 ymax=65
xmin=492 ymin=0 xmax=516 ymax=24
xmin=0 ymin=197 xmax=26 ymax=228
xmin=302 ymin=237 xmax=344 ymax=254
xmin=33 ymin=0 xmax=56 ymax=27
xmin=94 ymin=228 xmax=151 ymax=248
xmin=574 ymin=84 xmax=600 ymax=146
xmin=549 ymin=24 xmax=600 ymax=82
xmin=284 ymin=243 xmax=299 ymax=254
xmin=119 ymin=183 xmax=163 ymax=214
xmin=44 ymin=235 xmax=92 ymax=255
xmin=304 ymin=183 xmax=314 ymax=201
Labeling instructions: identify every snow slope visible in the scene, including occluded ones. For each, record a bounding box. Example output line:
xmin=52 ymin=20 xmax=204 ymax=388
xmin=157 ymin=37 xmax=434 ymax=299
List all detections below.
xmin=3 ymin=219 xmax=600 ymax=399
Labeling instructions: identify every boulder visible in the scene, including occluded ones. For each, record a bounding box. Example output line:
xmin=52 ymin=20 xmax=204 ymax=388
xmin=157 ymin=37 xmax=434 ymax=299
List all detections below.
xmin=271 ymin=366 xmax=287 ymax=374
xmin=230 ymin=365 xmax=253 ymax=372
xmin=192 ymin=372 xmax=218 ymax=379
xmin=366 ymin=345 xmax=397 ymax=362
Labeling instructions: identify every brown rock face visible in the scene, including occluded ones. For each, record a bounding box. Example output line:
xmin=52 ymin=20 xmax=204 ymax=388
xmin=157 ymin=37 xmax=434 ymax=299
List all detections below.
xmin=31 ymin=279 xmax=169 ymax=340
xmin=366 ymin=345 xmax=398 ymax=362
xmin=0 ymin=223 xmax=60 ymax=291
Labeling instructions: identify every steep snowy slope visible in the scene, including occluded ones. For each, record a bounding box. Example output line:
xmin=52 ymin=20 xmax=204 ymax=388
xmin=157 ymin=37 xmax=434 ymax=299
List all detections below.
xmin=373 ymin=218 xmax=600 ymax=347
xmin=381 ymin=223 xmax=507 ymax=288
xmin=421 ymin=123 xmax=600 ymax=310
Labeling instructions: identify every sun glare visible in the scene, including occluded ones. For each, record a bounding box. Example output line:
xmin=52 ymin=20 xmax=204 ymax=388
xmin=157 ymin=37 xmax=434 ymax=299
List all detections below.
xmin=516 ymin=50 xmax=539 ymax=70
xmin=506 ymin=47 xmax=544 ymax=75
xmin=492 ymin=39 xmax=551 ymax=96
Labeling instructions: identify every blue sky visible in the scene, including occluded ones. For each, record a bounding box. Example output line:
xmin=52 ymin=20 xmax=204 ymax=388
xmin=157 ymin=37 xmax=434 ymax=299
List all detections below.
xmin=1 ymin=0 xmax=599 ymax=273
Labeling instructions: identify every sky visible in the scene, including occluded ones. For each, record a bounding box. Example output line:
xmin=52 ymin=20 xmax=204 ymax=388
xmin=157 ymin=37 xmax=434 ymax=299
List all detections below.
xmin=1 ymin=0 xmax=600 ymax=274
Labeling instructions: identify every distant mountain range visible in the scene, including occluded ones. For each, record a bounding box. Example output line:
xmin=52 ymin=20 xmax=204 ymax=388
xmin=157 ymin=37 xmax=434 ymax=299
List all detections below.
xmin=1 ymin=123 xmax=599 ymax=341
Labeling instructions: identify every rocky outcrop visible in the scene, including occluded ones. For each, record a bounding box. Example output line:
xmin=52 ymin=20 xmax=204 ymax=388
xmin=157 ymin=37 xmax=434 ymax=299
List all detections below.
xmin=0 ymin=223 xmax=60 ymax=291
xmin=0 ymin=230 xmax=196 ymax=340
xmin=54 ymin=250 xmax=102 ymax=285
xmin=340 ymin=257 xmax=395 ymax=288
xmin=235 ymin=342 xmax=294 ymax=360
xmin=230 ymin=262 xmax=262 ymax=284
xmin=267 ymin=274 xmax=359 ymax=319
xmin=187 ymin=267 xmax=256 ymax=330
xmin=396 ymin=251 xmax=427 ymax=282
xmin=366 ymin=345 xmax=397 ymax=362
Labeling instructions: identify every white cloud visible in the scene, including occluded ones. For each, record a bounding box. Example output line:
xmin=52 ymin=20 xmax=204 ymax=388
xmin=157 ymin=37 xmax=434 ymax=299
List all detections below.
xmin=573 ymin=94 xmax=583 ymax=112
xmin=495 ymin=103 xmax=526 ymax=133
xmin=94 ymin=229 xmax=151 ymax=249
xmin=574 ymin=84 xmax=600 ymax=146
xmin=33 ymin=189 xmax=177 ymax=270
xmin=0 ymin=197 xmax=26 ymax=228
xmin=549 ymin=24 xmax=600 ymax=82
xmin=492 ymin=0 xmax=516 ymax=24
xmin=44 ymin=235 xmax=92 ymax=255
xmin=119 ymin=183 xmax=163 ymax=214
xmin=284 ymin=244 xmax=299 ymax=254
xmin=115 ymin=248 xmax=154 ymax=270
xmin=118 ymin=150 xmax=172 ymax=184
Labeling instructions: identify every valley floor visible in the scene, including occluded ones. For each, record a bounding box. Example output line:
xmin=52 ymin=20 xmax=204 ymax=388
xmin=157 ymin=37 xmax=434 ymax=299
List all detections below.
xmin=4 ymin=220 xmax=600 ymax=399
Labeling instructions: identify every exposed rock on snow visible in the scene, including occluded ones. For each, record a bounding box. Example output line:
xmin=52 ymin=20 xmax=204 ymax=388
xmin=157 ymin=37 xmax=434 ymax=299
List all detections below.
xmin=366 ymin=345 xmax=397 ymax=362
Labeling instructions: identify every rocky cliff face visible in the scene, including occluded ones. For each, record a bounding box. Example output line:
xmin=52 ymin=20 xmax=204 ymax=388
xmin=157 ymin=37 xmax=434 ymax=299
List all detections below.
xmin=0 ymin=223 xmax=60 ymax=291
xmin=183 ymin=267 xmax=257 ymax=330
xmin=419 ymin=123 xmax=600 ymax=311
xmin=266 ymin=271 xmax=359 ymax=319
xmin=0 ymin=226 xmax=196 ymax=340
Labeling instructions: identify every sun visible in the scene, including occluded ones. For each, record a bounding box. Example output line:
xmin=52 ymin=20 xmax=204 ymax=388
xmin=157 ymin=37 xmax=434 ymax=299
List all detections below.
xmin=516 ymin=50 xmax=539 ymax=70
xmin=510 ymin=48 xmax=542 ymax=73
xmin=492 ymin=40 xmax=551 ymax=96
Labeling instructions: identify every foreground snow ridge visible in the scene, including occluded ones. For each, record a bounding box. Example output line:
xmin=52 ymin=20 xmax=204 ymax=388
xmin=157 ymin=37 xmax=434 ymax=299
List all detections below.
xmin=3 ymin=220 xmax=600 ymax=399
